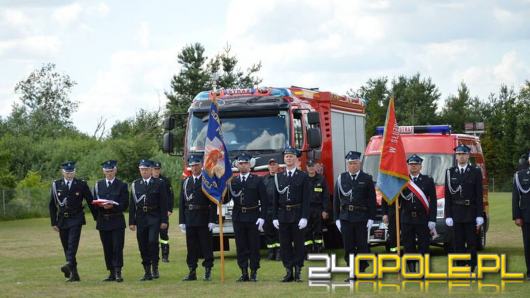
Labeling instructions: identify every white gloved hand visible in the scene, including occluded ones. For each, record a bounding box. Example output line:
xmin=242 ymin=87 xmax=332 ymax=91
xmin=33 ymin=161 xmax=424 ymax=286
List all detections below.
xmin=179 ymin=224 xmax=186 ymax=233
xmin=335 ymin=220 xmax=342 ymax=233
xmin=273 ymin=219 xmax=280 ymax=230
xmin=428 ymin=221 xmax=436 ymax=231
xmin=298 ymin=218 xmax=308 ymax=230
xmin=476 ymin=216 xmax=484 ymax=226
xmin=366 ymin=219 xmax=374 ymax=230
xmin=256 ymin=218 xmax=265 ymax=232
xmin=445 ymin=217 xmax=453 ymax=227
xmin=208 ymin=223 xmax=216 ymax=231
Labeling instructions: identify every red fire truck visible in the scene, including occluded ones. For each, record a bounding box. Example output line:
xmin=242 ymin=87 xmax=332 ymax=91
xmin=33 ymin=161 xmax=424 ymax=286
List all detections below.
xmin=362 ymin=125 xmax=489 ymax=251
xmin=163 ymin=86 xmax=366 ymax=250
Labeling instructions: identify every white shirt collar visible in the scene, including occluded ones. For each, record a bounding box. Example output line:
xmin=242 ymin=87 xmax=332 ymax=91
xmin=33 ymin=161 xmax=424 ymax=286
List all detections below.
xmin=410 ymin=174 xmax=420 ymax=179
xmin=349 ymin=170 xmax=360 ymax=177
xmin=192 ymin=174 xmax=201 ymax=180
xmin=458 ymin=164 xmax=468 ymax=172
xmin=106 ymin=178 xmax=115 ymax=184
xmin=286 ymin=167 xmax=296 ymax=176
xmin=64 ymin=179 xmax=72 ymax=185
xmin=144 ymin=177 xmax=151 ymax=183
xmin=240 ymin=173 xmax=250 ymax=181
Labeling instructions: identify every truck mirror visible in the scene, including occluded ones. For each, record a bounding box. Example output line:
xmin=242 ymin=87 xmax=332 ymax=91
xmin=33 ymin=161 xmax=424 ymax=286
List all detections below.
xmin=307 ymin=112 xmax=320 ymax=125
xmin=307 ymin=127 xmax=322 ymax=148
xmin=163 ymin=116 xmax=176 ymax=130
xmin=162 ymin=132 xmax=174 ymax=153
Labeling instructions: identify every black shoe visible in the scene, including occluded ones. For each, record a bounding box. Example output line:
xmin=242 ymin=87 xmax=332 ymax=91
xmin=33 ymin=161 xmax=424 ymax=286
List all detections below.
xmin=281 ymin=267 xmax=294 ymax=282
xmin=275 ymin=249 xmax=281 ymax=261
xmin=140 ymin=265 xmax=153 ymax=281
xmin=61 ymin=264 xmax=71 ymax=279
xmin=67 ymin=267 xmax=80 ymax=282
xmin=204 ymin=267 xmax=212 ymax=281
xmin=115 ymin=269 xmax=123 ymax=282
xmin=237 ymin=268 xmax=249 ymax=282
xmin=183 ymin=268 xmax=197 ymax=281
xmin=267 ymin=249 xmax=275 ymax=260
xmin=103 ymin=270 xmax=115 ymax=281
xmin=161 ymin=244 xmax=170 ymax=263
xmin=250 ymin=270 xmax=258 ymax=282
xmin=294 ymin=266 xmax=302 ymax=282
xmin=152 ymin=264 xmax=159 ymax=279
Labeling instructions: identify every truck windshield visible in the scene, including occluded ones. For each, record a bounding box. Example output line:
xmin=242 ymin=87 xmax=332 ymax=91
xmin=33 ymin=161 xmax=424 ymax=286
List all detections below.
xmin=187 ymin=111 xmax=289 ymax=151
xmin=362 ymin=154 xmax=454 ymax=185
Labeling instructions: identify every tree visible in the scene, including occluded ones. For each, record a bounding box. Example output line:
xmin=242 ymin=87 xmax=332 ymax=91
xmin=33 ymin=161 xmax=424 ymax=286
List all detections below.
xmin=349 ymin=77 xmax=390 ymax=140
xmin=9 ymin=63 xmax=78 ymax=138
xmin=165 ymin=43 xmax=262 ymax=150
xmin=390 ymin=74 xmax=440 ymax=125
xmin=439 ymin=82 xmax=483 ymax=133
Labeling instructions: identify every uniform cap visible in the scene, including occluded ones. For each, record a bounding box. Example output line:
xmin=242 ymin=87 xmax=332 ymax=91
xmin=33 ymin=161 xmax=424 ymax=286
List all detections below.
xmin=101 ymin=160 xmax=117 ymax=169
xmin=61 ymin=161 xmax=76 ymax=172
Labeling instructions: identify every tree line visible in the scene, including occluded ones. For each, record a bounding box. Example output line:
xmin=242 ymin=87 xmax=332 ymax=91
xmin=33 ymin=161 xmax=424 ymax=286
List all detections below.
xmin=0 ymin=43 xmax=528 ymax=219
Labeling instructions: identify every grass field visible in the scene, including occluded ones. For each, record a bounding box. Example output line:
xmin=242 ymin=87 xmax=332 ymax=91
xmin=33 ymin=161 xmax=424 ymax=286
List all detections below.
xmin=1 ymin=192 xmax=529 ymax=297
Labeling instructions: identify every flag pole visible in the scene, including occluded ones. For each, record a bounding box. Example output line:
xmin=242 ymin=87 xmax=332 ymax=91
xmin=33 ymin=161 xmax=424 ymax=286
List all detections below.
xmin=394 ymin=198 xmax=401 ymax=256
xmin=218 ymin=203 xmax=225 ymax=283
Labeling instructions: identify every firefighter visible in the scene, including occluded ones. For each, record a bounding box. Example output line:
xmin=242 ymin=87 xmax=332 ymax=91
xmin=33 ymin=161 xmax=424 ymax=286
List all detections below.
xmin=226 ymin=153 xmax=267 ymax=281
xmin=304 ymin=160 xmax=330 ymax=254
xmin=399 ymin=154 xmax=437 ymax=272
xmin=180 ymin=154 xmax=217 ymax=281
xmin=49 ymin=161 xmax=95 ymax=282
xmin=333 ymin=151 xmax=376 ymax=281
xmin=152 ymin=161 xmax=174 ymax=263
xmin=129 ymin=160 xmax=169 ymax=281
xmin=381 ymin=199 xmax=399 ymax=253
xmin=272 ymin=147 xmax=310 ymax=282
xmin=263 ymin=158 xmax=281 ymax=261
xmin=444 ymin=144 xmax=484 ymax=272
xmin=93 ymin=160 xmax=129 ymax=282
xmin=513 ymin=151 xmax=530 ymax=279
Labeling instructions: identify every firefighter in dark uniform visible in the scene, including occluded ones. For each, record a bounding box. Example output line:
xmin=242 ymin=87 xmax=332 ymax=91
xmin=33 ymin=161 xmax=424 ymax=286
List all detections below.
xmin=513 ymin=151 xmax=530 ymax=279
xmin=272 ymin=147 xmax=310 ymax=282
xmin=304 ymin=160 xmax=330 ymax=254
xmin=129 ymin=159 xmax=169 ymax=281
xmin=92 ymin=160 xmax=129 ymax=282
xmin=333 ymin=151 xmax=376 ymax=280
xmin=444 ymin=144 xmax=484 ymax=271
xmin=225 ymin=153 xmax=267 ymax=282
xmin=49 ymin=161 xmax=94 ymax=282
xmin=152 ymin=161 xmax=174 ymax=263
xmin=399 ymin=154 xmax=437 ymax=272
xmin=263 ymin=158 xmax=281 ymax=261
xmin=180 ymin=154 xmax=217 ymax=281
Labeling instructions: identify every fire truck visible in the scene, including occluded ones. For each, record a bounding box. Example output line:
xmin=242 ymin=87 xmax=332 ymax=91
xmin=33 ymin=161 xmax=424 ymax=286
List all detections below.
xmin=163 ymin=87 xmax=366 ymax=250
xmin=363 ymin=125 xmax=489 ymax=252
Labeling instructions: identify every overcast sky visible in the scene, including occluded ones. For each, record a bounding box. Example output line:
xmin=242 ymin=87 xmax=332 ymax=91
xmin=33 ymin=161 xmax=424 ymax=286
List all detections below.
xmin=1 ymin=0 xmax=529 ymax=134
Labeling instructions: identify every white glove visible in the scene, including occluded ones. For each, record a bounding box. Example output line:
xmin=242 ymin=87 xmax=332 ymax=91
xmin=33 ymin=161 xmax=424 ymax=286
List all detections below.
xmin=179 ymin=224 xmax=186 ymax=233
xmin=208 ymin=223 xmax=216 ymax=231
xmin=256 ymin=218 xmax=265 ymax=232
xmin=366 ymin=219 xmax=374 ymax=230
xmin=476 ymin=216 xmax=484 ymax=226
xmin=428 ymin=221 xmax=436 ymax=231
xmin=273 ymin=219 xmax=280 ymax=230
xmin=445 ymin=217 xmax=453 ymax=227
xmin=298 ymin=218 xmax=308 ymax=230
xmin=335 ymin=220 xmax=341 ymax=233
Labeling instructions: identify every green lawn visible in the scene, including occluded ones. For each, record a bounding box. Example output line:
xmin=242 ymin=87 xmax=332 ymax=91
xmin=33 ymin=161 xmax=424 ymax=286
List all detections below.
xmin=1 ymin=192 xmax=528 ymax=297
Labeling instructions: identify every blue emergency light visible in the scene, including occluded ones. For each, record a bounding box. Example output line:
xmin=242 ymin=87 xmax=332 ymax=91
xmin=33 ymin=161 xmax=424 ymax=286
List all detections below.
xmin=193 ymin=87 xmax=290 ymax=101
xmin=375 ymin=125 xmax=451 ymax=135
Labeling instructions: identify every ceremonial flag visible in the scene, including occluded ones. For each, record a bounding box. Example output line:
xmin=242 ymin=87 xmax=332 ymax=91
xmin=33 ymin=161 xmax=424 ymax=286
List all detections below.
xmin=376 ymin=97 xmax=410 ymax=204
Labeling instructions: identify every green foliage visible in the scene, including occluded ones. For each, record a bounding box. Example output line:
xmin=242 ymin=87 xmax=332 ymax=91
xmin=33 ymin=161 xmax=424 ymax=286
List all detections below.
xmin=3 ymin=171 xmax=49 ymax=220
xmin=391 ymin=74 xmax=440 ymax=125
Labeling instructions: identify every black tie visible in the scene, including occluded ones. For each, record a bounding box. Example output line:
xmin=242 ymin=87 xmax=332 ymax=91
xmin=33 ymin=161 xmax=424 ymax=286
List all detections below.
xmin=195 ymin=177 xmax=199 ymax=184
xmin=67 ymin=181 xmax=71 ymax=190
xmin=351 ymin=174 xmax=357 ymax=181
xmin=460 ymin=168 xmax=464 ymax=175
xmin=242 ymin=176 xmax=246 ymax=183
xmin=107 ymin=181 xmax=111 ymax=187
xmin=288 ymin=171 xmax=292 ymax=178
xmin=413 ymin=177 xmax=417 ymax=183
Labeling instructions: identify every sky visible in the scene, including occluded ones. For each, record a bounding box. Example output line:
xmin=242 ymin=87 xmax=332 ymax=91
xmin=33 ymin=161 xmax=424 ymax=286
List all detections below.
xmin=1 ymin=0 xmax=529 ymax=135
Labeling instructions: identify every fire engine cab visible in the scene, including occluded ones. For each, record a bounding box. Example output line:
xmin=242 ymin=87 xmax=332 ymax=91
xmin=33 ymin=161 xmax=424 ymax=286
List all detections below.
xmin=363 ymin=125 xmax=489 ymax=251
xmin=163 ymin=86 xmax=366 ymax=250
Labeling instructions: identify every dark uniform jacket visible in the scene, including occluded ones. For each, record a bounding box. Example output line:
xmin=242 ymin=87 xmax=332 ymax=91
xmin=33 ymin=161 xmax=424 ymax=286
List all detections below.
xmin=444 ymin=165 xmax=484 ymax=223
xmin=225 ymin=174 xmax=267 ymax=222
xmin=129 ymin=177 xmax=169 ymax=226
xmin=272 ymin=169 xmax=311 ymax=224
xmin=92 ymin=178 xmax=129 ymax=231
xmin=179 ymin=175 xmax=216 ymax=227
xmin=159 ymin=175 xmax=174 ymax=213
xmin=263 ymin=174 xmax=276 ymax=213
xmin=333 ymin=171 xmax=376 ymax=223
xmin=308 ymin=174 xmax=330 ymax=211
xmin=49 ymin=178 xmax=94 ymax=229
xmin=398 ymin=174 xmax=437 ymax=224
xmin=513 ymin=167 xmax=530 ymax=222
